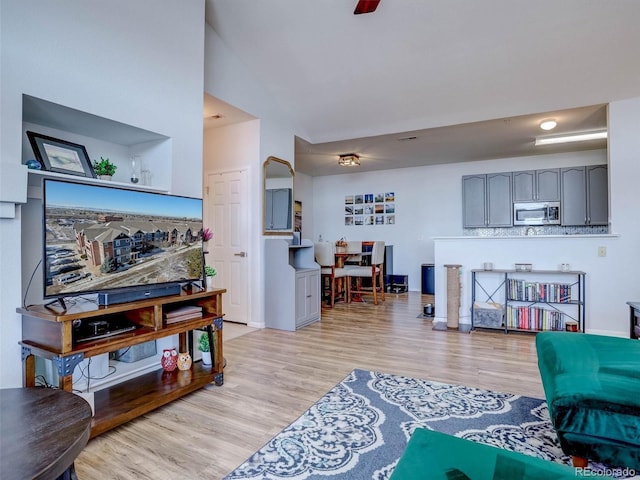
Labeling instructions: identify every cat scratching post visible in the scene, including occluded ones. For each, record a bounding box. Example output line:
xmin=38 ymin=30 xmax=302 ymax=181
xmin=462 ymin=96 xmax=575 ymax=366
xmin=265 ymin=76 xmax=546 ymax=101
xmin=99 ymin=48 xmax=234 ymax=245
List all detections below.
xmin=445 ymin=264 xmax=462 ymax=330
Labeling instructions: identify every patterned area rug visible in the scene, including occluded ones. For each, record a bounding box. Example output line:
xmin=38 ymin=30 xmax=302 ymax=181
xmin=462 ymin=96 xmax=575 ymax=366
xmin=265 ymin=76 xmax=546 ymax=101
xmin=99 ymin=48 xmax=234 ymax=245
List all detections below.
xmin=224 ymin=369 xmax=634 ymax=479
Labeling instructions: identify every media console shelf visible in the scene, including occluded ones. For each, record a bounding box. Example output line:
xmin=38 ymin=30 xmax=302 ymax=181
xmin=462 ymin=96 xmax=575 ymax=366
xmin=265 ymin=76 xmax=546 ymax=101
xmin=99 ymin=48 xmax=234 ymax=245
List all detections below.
xmin=18 ymin=287 xmax=225 ymax=438
xmin=471 ymin=269 xmax=585 ymax=333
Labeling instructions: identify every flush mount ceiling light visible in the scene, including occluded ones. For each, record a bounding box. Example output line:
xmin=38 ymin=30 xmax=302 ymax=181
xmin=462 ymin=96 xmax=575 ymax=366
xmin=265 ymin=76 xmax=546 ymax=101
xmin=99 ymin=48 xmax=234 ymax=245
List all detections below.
xmin=535 ymin=129 xmax=607 ymax=146
xmin=338 ymin=153 xmax=360 ymax=166
xmin=539 ymin=120 xmax=557 ymax=131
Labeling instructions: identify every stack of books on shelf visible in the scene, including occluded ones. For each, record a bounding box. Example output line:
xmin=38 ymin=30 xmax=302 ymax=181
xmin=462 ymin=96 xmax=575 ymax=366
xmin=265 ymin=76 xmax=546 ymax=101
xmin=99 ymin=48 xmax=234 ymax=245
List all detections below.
xmin=163 ymin=305 xmax=203 ymax=325
xmin=507 ymin=279 xmax=573 ymax=303
xmin=506 ymin=305 xmax=565 ymax=331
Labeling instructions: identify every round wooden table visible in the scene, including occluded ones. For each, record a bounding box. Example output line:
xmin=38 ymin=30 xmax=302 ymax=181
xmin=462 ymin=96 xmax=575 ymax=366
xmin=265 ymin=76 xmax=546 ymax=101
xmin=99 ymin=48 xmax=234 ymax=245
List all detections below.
xmin=0 ymin=388 xmax=92 ymax=480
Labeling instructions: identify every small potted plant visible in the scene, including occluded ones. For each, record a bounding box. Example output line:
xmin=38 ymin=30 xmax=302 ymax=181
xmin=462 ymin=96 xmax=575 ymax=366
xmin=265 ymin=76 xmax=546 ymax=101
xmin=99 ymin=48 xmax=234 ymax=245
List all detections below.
xmin=93 ymin=156 xmax=117 ymax=180
xmin=204 ymin=265 xmax=217 ymax=290
xmin=198 ymin=332 xmax=211 ymax=365
xmin=202 ymin=227 xmax=214 ymax=251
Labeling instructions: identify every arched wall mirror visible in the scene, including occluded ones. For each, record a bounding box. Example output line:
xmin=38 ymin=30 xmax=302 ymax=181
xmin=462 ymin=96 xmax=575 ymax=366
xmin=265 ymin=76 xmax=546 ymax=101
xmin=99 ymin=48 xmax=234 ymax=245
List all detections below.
xmin=263 ymin=156 xmax=294 ymax=235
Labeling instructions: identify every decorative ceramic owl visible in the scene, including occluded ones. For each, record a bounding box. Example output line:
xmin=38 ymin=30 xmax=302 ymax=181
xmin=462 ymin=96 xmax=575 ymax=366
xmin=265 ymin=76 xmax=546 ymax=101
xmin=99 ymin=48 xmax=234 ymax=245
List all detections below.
xmin=177 ymin=351 xmax=192 ymax=371
xmin=161 ymin=347 xmax=178 ymax=371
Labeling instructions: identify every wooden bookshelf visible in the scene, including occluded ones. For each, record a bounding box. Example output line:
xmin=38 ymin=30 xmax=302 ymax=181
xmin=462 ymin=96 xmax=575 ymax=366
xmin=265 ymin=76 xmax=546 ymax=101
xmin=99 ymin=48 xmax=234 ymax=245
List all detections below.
xmin=18 ymin=288 xmax=225 ymax=438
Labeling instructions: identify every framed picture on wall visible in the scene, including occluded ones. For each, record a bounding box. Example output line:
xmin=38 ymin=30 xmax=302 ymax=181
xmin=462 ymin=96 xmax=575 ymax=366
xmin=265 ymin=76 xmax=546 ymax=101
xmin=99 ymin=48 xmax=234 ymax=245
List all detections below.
xmin=26 ymin=131 xmax=95 ymax=177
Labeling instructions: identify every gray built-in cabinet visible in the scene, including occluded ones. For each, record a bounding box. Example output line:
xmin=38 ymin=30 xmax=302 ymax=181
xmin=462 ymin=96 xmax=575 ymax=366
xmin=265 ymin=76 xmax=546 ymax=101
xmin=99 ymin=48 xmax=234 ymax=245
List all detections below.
xmin=462 ymin=173 xmax=513 ymax=227
xmin=561 ymin=165 xmax=608 ymax=226
xmin=265 ymin=238 xmax=321 ymax=331
xmin=512 ymin=168 xmax=560 ymax=202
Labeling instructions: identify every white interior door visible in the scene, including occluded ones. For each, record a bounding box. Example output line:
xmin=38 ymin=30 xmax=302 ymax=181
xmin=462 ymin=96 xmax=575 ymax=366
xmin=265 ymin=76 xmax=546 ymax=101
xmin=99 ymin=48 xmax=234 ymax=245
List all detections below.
xmin=206 ymin=170 xmax=249 ymax=324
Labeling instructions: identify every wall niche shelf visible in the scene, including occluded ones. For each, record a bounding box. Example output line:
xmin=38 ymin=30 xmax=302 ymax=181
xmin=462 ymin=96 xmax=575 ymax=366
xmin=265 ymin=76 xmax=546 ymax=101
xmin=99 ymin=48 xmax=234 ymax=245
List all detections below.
xmin=26 ymin=169 xmax=168 ymax=200
xmin=22 ymin=94 xmax=172 ymax=191
xmin=471 ymin=269 xmax=586 ymax=334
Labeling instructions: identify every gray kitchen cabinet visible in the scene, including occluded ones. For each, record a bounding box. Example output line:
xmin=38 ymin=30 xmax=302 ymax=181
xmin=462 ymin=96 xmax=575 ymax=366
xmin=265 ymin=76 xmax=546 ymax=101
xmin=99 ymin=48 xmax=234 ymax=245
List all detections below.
xmin=513 ymin=169 xmax=560 ymax=202
xmin=561 ymin=165 xmax=608 ymax=226
xmin=463 ymin=173 xmax=512 ymax=227
xmin=462 ymin=175 xmax=486 ymax=227
xmin=586 ymin=165 xmax=609 ymax=225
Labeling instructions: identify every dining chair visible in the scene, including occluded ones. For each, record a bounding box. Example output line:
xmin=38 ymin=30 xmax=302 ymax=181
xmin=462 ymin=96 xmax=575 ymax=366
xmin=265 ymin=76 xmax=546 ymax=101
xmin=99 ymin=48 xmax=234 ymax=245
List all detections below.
xmin=346 ymin=240 xmax=385 ymax=305
xmin=345 ymin=240 xmax=363 ymax=265
xmin=314 ymin=242 xmax=349 ymax=307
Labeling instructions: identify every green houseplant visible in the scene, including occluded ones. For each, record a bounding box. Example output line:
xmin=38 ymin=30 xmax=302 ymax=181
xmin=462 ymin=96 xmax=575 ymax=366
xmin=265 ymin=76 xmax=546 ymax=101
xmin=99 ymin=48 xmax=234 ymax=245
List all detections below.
xmin=93 ymin=156 xmax=117 ymax=179
xmin=198 ymin=332 xmax=211 ymax=365
xmin=204 ymin=265 xmax=217 ymax=277
xmin=204 ymin=265 xmax=216 ymax=290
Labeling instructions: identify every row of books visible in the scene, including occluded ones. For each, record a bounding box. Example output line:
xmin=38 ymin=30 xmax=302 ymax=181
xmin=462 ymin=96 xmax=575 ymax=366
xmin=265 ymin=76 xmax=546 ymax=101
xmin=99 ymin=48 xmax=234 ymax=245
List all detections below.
xmin=507 ymin=279 xmax=573 ymax=303
xmin=163 ymin=305 xmax=203 ymax=325
xmin=506 ymin=305 xmax=565 ymax=331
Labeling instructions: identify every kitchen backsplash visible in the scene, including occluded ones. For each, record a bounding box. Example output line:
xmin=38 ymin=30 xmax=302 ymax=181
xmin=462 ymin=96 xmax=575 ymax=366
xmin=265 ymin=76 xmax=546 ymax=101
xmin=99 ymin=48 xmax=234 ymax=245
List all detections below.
xmin=463 ymin=225 xmax=610 ymax=237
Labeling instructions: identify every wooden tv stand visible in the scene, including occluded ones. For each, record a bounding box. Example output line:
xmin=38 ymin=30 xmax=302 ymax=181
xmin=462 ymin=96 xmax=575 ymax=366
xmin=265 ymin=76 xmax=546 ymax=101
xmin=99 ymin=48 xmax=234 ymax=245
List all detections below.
xmin=18 ymin=288 xmax=225 ymax=438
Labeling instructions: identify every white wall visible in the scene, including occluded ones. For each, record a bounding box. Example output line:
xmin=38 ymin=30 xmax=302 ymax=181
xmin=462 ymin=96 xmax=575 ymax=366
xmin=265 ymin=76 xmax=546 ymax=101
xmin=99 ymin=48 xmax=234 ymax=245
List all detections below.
xmin=294 ymin=171 xmax=314 ymax=239
xmin=0 ymin=0 xmax=205 ymax=387
xmin=203 ymin=25 xmax=299 ymax=328
xmin=312 ymin=149 xmax=607 ymax=289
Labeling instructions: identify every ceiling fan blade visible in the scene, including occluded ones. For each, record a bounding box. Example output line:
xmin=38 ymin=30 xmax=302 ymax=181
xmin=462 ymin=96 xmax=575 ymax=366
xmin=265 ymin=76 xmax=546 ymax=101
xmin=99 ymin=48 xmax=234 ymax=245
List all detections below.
xmin=354 ymin=0 xmax=380 ymax=15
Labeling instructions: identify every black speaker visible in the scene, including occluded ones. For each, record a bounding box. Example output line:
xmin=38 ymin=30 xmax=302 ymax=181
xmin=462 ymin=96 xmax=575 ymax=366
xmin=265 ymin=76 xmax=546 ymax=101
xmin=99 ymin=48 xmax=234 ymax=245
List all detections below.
xmin=98 ymin=284 xmax=182 ymax=306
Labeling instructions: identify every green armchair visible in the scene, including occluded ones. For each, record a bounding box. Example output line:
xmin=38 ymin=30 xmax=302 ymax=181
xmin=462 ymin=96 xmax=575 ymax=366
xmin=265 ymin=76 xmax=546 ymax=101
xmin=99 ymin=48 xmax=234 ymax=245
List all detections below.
xmin=536 ymin=331 xmax=640 ymax=470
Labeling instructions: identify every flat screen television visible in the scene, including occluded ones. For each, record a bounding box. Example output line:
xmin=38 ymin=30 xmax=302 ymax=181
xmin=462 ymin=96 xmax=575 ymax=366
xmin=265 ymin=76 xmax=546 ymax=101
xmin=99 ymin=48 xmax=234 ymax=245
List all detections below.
xmin=42 ymin=178 xmax=204 ymax=304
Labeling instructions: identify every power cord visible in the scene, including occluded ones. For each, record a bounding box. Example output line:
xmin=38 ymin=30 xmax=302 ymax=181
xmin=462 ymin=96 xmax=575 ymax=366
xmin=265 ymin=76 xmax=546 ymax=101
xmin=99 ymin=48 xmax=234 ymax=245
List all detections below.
xmin=22 ymin=259 xmax=42 ymax=309
xmin=73 ymin=357 xmax=117 ymax=391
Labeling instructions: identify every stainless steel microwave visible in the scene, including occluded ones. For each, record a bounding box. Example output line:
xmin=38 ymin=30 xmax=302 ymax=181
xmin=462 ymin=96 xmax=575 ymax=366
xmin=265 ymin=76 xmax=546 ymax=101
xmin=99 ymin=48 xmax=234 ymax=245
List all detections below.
xmin=513 ymin=202 xmax=560 ymax=226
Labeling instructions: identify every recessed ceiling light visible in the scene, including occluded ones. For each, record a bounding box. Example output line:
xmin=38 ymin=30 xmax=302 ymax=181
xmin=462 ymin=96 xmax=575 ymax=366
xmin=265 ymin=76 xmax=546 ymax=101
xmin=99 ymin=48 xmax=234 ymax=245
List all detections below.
xmin=540 ymin=120 xmax=557 ymax=131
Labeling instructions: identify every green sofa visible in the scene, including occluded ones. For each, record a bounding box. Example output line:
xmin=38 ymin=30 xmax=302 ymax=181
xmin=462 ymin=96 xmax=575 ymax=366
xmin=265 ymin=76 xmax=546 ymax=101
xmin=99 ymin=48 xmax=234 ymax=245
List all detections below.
xmin=390 ymin=428 xmax=601 ymax=479
xmin=536 ymin=331 xmax=640 ymax=470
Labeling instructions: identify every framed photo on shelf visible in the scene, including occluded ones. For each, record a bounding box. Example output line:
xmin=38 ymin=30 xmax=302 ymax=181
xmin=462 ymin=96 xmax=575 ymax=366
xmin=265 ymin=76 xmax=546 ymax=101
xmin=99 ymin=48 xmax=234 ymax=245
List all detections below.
xmin=26 ymin=131 xmax=95 ymax=177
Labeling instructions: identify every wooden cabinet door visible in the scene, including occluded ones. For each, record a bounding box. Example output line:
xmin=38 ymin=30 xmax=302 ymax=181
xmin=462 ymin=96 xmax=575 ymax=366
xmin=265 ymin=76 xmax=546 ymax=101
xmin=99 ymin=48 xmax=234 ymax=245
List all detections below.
xmin=561 ymin=166 xmax=586 ymax=225
xmin=536 ymin=168 xmax=560 ymax=201
xmin=462 ymin=175 xmax=487 ymax=227
xmin=487 ymin=172 xmax=512 ymax=226
xmin=587 ymin=165 xmax=608 ymax=225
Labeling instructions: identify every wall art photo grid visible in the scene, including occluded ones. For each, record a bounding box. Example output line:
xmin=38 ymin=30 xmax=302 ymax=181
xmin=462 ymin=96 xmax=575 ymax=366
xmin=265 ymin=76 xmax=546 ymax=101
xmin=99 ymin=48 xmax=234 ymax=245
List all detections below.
xmin=345 ymin=192 xmax=395 ymax=226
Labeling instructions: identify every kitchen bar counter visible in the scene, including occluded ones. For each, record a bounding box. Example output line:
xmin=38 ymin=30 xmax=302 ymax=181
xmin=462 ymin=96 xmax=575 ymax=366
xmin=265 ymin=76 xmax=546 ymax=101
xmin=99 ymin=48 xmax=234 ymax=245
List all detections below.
xmin=434 ymin=234 xmax=620 ymax=240
xmin=432 ymin=234 xmax=626 ymax=336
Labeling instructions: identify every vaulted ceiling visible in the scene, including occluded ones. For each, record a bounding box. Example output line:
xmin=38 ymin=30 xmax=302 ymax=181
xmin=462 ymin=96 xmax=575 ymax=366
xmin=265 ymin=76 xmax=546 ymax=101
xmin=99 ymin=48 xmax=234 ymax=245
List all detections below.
xmin=205 ymin=1 xmax=640 ymax=175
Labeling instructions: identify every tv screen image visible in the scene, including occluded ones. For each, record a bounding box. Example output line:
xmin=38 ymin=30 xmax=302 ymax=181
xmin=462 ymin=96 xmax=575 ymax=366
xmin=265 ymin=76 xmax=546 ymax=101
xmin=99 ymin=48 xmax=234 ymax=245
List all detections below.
xmin=43 ymin=178 xmax=204 ymax=300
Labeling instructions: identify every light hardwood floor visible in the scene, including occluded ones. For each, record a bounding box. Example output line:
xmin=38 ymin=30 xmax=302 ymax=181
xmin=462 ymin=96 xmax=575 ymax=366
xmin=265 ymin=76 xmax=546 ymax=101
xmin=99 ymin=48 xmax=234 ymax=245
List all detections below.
xmin=75 ymin=291 xmax=545 ymax=479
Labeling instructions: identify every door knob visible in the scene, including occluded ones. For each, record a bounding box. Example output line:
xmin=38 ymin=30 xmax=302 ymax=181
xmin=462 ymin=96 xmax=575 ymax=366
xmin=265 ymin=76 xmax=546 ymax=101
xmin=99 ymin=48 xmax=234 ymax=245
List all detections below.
xmin=234 ymin=251 xmax=247 ymax=257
